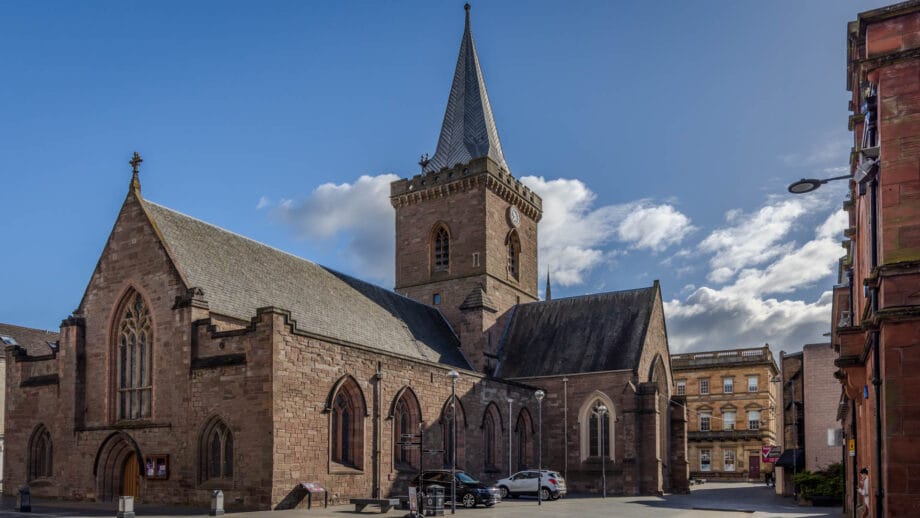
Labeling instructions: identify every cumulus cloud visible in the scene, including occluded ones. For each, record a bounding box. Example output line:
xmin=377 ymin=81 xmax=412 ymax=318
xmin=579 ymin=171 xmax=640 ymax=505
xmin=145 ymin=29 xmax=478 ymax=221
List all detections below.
xmin=665 ymin=208 xmax=848 ymax=352
xmin=272 ymin=174 xmax=399 ymax=284
xmin=520 ymin=176 xmax=693 ymax=286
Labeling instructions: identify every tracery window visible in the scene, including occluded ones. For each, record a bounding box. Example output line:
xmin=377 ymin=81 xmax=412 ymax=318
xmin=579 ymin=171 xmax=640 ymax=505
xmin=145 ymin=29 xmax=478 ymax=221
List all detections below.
xmin=201 ymin=417 xmax=233 ymax=481
xmin=507 ymin=230 xmax=521 ymax=280
xmin=588 ymin=401 xmax=611 ymax=458
xmin=433 ymin=226 xmax=450 ymax=273
xmin=578 ymin=393 xmax=615 ymax=461
xmin=481 ymin=403 xmax=501 ymax=471
xmin=115 ymin=291 xmax=153 ymax=420
xmin=332 ymin=393 xmax=354 ymax=466
xmin=514 ymin=408 xmax=533 ymax=470
xmin=28 ymin=424 xmax=53 ymax=480
xmin=329 ymin=376 xmax=366 ymax=470
xmin=441 ymin=396 xmax=466 ymax=468
xmin=392 ymin=389 xmax=421 ymax=470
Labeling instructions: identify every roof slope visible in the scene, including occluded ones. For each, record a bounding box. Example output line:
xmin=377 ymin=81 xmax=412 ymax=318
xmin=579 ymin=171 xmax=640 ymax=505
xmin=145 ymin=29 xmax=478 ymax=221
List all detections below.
xmin=141 ymin=200 xmax=469 ymax=370
xmin=495 ymin=286 xmax=658 ymax=378
xmin=424 ymin=5 xmax=508 ymax=173
xmin=0 ymin=323 xmax=59 ymax=356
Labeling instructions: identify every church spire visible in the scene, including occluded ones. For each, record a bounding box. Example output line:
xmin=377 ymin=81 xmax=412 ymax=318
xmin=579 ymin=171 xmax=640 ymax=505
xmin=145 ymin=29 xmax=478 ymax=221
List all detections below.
xmin=545 ymin=267 xmax=552 ymax=301
xmin=424 ymin=3 xmax=509 ymax=173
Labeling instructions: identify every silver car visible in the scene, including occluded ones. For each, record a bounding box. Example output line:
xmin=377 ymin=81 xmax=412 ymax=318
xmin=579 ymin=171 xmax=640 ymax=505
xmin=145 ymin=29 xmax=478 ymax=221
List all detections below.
xmin=495 ymin=470 xmax=566 ymax=500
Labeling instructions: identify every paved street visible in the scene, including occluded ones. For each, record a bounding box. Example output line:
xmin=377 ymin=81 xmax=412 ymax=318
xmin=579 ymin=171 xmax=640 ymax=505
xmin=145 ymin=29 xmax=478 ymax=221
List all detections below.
xmin=0 ymin=482 xmax=840 ymax=518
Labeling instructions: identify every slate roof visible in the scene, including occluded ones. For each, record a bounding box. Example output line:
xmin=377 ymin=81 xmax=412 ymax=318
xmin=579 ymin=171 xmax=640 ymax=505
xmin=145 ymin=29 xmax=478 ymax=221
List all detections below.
xmin=495 ymin=286 xmax=659 ymax=378
xmin=141 ymin=200 xmax=470 ymax=370
xmin=424 ymin=5 xmax=508 ymax=173
xmin=0 ymin=323 xmax=59 ymax=357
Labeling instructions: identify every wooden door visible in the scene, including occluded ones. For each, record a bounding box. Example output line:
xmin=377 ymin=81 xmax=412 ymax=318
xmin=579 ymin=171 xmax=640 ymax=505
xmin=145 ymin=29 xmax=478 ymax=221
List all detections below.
xmin=122 ymin=454 xmax=140 ymax=498
xmin=749 ymin=455 xmax=760 ymax=479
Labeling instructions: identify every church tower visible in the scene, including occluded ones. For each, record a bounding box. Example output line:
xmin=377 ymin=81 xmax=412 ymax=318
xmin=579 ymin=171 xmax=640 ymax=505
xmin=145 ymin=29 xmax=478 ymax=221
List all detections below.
xmin=390 ymin=4 xmax=542 ymax=373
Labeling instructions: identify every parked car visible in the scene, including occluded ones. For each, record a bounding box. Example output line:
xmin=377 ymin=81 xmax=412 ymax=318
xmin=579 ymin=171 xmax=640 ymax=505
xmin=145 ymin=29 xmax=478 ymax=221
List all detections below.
xmin=495 ymin=470 xmax=566 ymax=500
xmin=410 ymin=469 xmax=500 ymax=508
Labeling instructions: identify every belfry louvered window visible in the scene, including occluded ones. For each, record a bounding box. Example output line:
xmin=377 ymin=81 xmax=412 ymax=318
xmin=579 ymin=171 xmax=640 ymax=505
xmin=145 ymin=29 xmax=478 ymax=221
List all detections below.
xmin=116 ymin=291 xmax=153 ymax=420
xmin=507 ymin=230 xmax=521 ymax=280
xmin=434 ymin=227 xmax=450 ymax=272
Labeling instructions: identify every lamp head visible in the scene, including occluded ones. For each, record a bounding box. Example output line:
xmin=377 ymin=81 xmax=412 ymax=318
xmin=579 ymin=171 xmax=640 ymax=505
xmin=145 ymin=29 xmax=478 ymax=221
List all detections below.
xmin=596 ymin=404 xmax=608 ymax=415
xmin=534 ymin=389 xmax=545 ymax=401
xmin=447 ymin=370 xmax=460 ymax=380
xmin=788 ymin=178 xmax=823 ymax=194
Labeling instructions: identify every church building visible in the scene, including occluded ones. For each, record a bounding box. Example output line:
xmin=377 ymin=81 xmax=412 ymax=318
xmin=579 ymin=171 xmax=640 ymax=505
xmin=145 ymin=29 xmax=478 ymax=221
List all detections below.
xmin=3 ymin=5 xmax=688 ymax=509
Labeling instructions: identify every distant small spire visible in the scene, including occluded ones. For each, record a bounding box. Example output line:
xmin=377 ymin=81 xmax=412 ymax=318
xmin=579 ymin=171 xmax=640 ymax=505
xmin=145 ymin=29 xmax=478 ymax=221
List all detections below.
xmin=545 ymin=267 xmax=552 ymax=301
xmin=129 ymin=151 xmax=143 ymax=193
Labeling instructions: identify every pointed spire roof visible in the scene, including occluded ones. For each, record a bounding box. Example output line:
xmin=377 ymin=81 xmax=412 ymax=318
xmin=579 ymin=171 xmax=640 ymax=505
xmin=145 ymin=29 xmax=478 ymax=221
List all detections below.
xmin=545 ymin=268 xmax=552 ymax=301
xmin=424 ymin=4 xmax=509 ymax=173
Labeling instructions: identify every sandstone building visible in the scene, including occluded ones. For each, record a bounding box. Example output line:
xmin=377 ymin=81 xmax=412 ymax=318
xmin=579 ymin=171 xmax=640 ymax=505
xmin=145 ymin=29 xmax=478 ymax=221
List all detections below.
xmin=3 ymin=6 xmax=688 ymax=509
xmin=670 ymin=346 xmax=778 ymax=482
xmin=830 ymin=2 xmax=920 ymax=516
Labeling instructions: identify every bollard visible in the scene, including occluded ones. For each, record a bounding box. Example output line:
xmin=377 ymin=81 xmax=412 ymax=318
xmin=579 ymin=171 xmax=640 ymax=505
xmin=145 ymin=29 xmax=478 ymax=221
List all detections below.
xmin=16 ymin=486 xmax=31 ymax=512
xmin=116 ymin=495 xmax=135 ymax=518
xmin=209 ymin=489 xmax=225 ymax=516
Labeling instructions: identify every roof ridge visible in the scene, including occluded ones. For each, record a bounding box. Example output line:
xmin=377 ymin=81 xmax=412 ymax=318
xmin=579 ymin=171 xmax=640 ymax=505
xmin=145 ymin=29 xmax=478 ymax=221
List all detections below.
xmin=521 ymin=285 xmax=656 ymax=306
xmin=0 ymin=323 xmax=59 ymax=335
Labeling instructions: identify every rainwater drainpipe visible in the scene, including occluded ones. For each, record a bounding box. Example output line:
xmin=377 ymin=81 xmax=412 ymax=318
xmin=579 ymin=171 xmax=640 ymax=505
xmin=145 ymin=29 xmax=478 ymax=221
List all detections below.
xmin=852 ymin=399 xmax=858 ymax=517
xmin=869 ymin=176 xmax=883 ymax=518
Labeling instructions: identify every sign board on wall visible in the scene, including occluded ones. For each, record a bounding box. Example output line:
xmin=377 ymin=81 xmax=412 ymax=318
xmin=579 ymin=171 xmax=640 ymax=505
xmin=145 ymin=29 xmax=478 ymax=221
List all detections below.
xmin=762 ymin=445 xmax=781 ymax=463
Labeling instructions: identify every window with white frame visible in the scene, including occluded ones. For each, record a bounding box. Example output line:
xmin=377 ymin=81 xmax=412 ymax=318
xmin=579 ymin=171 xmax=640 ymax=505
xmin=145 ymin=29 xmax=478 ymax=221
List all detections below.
xmin=700 ymin=449 xmax=711 ymax=472
xmin=722 ymin=411 xmax=736 ymax=431
xmin=748 ymin=410 xmax=761 ymax=430
xmin=748 ymin=375 xmax=759 ymax=392
xmin=699 ymin=378 xmax=710 ymax=395
xmin=723 ymin=377 xmax=734 ymax=394
xmin=724 ymin=449 xmax=736 ymax=472
xmin=676 ymin=380 xmax=686 ymax=396
xmin=699 ymin=412 xmax=711 ymax=432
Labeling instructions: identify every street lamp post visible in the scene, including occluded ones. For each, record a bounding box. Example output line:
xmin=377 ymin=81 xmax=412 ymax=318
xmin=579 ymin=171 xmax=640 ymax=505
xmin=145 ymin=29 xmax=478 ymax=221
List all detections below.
xmin=562 ymin=377 xmax=568 ymax=483
xmin=596 ymin=404 xmax=608 ymax=498
xmin=507 ymin=397 xmax=513 ymax=477
xmin=535 ymin=389 xmax=545 ymax=506
xmin=448 ymin=370 xmax=460 ymax=514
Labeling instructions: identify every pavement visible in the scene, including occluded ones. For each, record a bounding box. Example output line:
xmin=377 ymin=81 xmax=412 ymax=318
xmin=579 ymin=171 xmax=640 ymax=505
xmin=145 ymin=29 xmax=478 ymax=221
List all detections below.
xmin=0 ymin=482 xmax=842 ymax=518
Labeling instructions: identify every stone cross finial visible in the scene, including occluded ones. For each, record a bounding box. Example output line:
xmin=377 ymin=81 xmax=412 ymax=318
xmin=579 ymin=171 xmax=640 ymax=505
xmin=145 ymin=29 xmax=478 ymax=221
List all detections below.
xmin=130 ymin=151 xmax=143 ymax=175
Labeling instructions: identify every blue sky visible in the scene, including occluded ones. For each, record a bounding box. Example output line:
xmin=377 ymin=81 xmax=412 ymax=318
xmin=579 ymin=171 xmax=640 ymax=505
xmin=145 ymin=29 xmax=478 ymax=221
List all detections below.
xmin=1 ymin=1 xmax=889 ymax=353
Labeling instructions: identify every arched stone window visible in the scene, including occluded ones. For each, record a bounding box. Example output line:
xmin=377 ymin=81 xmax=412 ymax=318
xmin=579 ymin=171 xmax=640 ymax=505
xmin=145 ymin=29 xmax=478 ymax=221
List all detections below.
xmin=114 ymin=290 xmax=153 ymax=421
xmin=327 ymin=375 xmax=367 ymax=470
xmin=441 ymin=396 xmax=466 ymax=468
xmin=200 ymin=417 xmax=233 ymax=482
xmin=578 ymin=392 xmax=615 ymax=461
xmin=390 ymin=387 xmax=422 ymax=471
xmin=481 ymin=402 xmax=503 ymax=471
xmin=506 ymin=230 xmax=521 ymax=281
xmin=28 ymin=424 xmax=52 ymax=480
xmin=514 ymin=408 xmax=534 ymax=471
xmin=431 ymin=224 xmax=451 ymax=273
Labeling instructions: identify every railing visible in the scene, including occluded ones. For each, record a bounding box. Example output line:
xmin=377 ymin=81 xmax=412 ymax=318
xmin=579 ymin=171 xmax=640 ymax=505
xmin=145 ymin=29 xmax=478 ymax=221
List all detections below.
xmin=672 ymin=347 xmax=772 ymax=368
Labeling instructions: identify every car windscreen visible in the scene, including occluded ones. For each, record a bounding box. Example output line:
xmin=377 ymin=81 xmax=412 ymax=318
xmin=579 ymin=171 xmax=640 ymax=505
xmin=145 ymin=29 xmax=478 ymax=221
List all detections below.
xmin=456 ymin=472 xmax=480 ymax=484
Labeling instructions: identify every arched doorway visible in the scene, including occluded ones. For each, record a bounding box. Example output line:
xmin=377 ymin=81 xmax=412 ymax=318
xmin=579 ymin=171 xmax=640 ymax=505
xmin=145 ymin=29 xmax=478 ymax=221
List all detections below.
xmin=94 ymin=432 xmax=143 ymax=501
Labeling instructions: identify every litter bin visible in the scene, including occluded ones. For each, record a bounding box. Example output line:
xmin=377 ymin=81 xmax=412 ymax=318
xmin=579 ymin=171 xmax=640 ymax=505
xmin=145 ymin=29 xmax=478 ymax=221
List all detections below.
xmin=425 ymin=484 xmax=444 ymax=516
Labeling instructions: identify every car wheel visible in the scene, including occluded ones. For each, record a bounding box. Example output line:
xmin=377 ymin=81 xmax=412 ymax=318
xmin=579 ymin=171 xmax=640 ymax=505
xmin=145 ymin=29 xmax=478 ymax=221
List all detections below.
xmin=499 ymin=486 xmax=510 ymax=499
xmin=540 ymin=487 xmax=551 ymax=501
xmin=462 ymin=493 xmax=477 ymax=508
xmin=551 ymin=493 xmax=561 ymax=500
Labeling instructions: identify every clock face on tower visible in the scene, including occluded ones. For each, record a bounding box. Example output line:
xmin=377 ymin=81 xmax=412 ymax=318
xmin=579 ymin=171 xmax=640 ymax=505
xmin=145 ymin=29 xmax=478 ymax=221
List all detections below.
xmin=508 ymin=206 xmax=521 ymax=228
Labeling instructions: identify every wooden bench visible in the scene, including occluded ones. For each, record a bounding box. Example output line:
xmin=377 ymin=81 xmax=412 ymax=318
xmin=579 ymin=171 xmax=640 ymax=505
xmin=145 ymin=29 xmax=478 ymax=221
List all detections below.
xmin=350 ymin=498 xmax=400 ymax=513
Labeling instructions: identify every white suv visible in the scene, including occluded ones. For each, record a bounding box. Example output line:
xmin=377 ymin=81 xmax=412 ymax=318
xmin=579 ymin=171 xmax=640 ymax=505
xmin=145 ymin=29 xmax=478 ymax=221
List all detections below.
xmin=495 ymin=470 xmax=566 ymax=500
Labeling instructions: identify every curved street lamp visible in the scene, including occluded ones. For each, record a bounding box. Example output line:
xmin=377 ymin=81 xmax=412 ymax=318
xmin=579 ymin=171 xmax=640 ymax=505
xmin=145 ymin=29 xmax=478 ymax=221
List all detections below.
xmin=596 ymin=404 xmax=608 ymax=498
xmin=534 ymin=389 xmax=545 ymax=506
xmin=787 ymin=174 xmax=850 ymax=194
xmin=507 ymin=397 xmax=514 ymax=478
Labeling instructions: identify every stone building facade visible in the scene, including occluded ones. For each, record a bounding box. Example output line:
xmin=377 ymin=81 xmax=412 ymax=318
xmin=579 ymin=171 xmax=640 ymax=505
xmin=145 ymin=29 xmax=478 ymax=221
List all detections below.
xmin=831 ymin=2 xmax=920 ymax=516
xmin=3 ymin=6 xmax=688 ymax=510
xmin=802 ymin=343 xmax=841 ymax=473
xmin=671 ymin=346 xmax=779 ymax=482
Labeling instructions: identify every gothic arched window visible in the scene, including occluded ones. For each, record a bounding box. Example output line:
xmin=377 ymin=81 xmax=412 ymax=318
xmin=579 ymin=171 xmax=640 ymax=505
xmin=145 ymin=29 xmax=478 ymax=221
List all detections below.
xmin=432 ymin=225 xmax=451 ymax=273
xmin=115 ymin=291 xmax=153 ymax=421
xmin=328 ymin=376 xmax=366 ymax=470
xmin=392 ymin=388 xmax=422 ymax=470
xmin=578 ymin=393 xmax=615 ymax=461
xmin=481 ymin=403 xmax=502 ymax=471
xmin=514 ymin=409 xmax=533 ymax=471
xmin=588 ymin=401 xmax=611 ymax=457
xmin=507 ymin=230 xmax=521 ymax=281
xmin=441 ymin=396 xmax=466 ymax=467
xmin=28 ymin=424 xmax=53 ymax=480
xmin=200 ymin=417 xmax=233 ymax=481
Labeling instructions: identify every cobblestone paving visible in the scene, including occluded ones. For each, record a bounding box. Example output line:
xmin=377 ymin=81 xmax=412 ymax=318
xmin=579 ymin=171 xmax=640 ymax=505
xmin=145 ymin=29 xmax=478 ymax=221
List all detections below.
xmin=0 ymin=482 xmax=841 ymax=518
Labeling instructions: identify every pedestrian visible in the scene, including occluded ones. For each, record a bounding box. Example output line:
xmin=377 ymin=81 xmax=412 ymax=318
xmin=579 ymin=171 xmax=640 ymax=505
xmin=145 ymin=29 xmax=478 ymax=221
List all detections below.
xmin=858 ymin=467 xmax=870 ymax=518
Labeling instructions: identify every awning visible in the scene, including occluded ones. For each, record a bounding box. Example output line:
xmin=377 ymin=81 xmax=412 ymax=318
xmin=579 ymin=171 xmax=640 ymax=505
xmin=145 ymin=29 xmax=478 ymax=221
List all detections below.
xmin=775 ymin=448 xmax=805 ymax=469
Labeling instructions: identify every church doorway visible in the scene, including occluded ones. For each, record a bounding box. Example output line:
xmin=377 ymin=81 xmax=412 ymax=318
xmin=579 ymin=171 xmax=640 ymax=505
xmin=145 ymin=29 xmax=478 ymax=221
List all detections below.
xmin=94 ymin=432 xmax=143 ymax=501
xmin=122 ymin=454 xmax=140 ymax=498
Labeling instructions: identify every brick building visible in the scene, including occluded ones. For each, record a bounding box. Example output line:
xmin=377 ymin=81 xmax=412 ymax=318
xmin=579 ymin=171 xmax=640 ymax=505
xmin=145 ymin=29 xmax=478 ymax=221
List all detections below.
xmin=670 ymin=346 xmax=779 ymax=482
xmin=824 ymin=1 xmax=920 ymax=516
xmin=2 ymin=6 xmax=688 ymax=510
xmin=802 ymin=343 xmax=841 ymax=473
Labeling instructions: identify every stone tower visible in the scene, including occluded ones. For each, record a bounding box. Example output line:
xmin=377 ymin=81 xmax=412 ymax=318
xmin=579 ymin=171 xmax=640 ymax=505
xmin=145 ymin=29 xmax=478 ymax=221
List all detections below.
xmin=390 ymin=5 xmax=542 ymax=373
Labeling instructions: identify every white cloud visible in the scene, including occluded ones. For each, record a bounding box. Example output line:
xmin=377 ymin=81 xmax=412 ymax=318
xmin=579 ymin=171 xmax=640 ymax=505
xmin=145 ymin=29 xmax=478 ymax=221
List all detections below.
xmin=665 ymin=208 xmax=848 ymax=352
xmin=781 ymin=131 xmax=851 ymax=167
xmin=273 ymin=174 xmax=399 ymax=284
xmin=520 ymin=176 xmax=693 ymax=286
xmin=256 ymin=196 xmax=270 ymax=210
